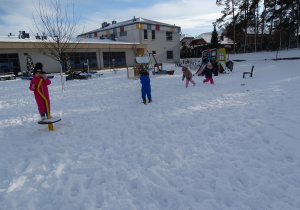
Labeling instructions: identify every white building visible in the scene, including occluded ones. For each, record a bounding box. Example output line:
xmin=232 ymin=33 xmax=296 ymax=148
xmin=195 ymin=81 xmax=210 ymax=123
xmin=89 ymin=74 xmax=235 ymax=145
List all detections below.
xmin=78 ymin=17 xmax=181 ymax=64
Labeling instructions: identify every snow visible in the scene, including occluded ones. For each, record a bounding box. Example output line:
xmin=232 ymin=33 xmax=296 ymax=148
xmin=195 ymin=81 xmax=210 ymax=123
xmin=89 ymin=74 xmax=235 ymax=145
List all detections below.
xmin=1 ymin=49 xmax=300 ymax=210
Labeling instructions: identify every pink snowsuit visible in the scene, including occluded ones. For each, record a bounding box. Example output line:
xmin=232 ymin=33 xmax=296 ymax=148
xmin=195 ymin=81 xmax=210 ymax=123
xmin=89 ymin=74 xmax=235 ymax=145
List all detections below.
xmin=29 ymin=76 xmax=51 ymax=114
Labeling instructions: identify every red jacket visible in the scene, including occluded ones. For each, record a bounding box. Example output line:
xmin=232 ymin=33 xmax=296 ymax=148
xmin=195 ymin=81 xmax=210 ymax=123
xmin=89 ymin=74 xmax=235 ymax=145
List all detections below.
xmin=29 ymin=76 xmax=51 ymax=114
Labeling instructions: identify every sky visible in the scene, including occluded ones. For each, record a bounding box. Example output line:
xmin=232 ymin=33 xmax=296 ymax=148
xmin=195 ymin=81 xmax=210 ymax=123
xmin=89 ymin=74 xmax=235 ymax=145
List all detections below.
xmin=1 ymin=49 xmax=300 ymax=209
xmin=0 ymin=0 xmax=224 ymax=38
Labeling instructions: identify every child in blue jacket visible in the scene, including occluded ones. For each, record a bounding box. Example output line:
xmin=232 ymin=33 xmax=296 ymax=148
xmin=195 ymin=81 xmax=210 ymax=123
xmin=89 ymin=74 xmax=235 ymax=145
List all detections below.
xmin=140 ymin=71 xmax=152 ymax=104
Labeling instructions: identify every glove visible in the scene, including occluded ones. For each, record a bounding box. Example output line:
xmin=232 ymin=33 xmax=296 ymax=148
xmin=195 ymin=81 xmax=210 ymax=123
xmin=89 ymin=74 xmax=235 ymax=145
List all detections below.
xmin=182 ymin=78 xmax=184 ymax=81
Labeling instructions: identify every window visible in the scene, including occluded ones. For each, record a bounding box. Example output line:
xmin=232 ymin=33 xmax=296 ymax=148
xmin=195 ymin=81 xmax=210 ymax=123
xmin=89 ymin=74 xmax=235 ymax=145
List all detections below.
xmin=0 ymin=53 xmax=20 ymax=74
xmin=152 ymin=30 xmax=155 ymax=40
xmin=167 ymin=51 xmax=173 ymax=60
xmin=103 ymin=52 xmax=126 ymax=67
xmin=166 ymin=32 xmax=173 ymax=41
xmin=67 ymin=52 xmax=97 ymax=69
xmin=144 ymin=29 xmax=148 ymax=39
xmin=120 ymin=31 xmax=127 ymax=37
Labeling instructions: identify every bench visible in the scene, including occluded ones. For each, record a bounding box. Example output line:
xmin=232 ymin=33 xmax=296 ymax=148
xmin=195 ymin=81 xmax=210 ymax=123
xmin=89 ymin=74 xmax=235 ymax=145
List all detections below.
xmin=243 ymin=66 xmax=254 ymax=78
xmin=0 ymin=73 xmax=16 ymax=81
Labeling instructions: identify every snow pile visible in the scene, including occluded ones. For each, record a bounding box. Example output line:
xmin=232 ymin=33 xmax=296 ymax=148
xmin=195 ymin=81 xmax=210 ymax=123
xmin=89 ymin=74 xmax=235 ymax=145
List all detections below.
xmin=0 ymin=49 xmax=300 ymax=209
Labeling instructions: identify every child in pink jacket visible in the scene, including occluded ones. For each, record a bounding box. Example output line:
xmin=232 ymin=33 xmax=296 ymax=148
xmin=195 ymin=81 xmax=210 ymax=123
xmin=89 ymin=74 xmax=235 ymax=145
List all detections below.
xmin=182 ymin=66 xmax=196 ymax=88
xmin=29 ymin=62 xmax=51 ymax=120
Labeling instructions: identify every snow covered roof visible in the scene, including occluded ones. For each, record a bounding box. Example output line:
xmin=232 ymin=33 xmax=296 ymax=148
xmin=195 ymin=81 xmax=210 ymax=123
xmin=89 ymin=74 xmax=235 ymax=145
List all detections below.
xmin=194 ymin=32 xmax=212 ymax=43
xmin=190 ymin=32 xmax=234 ymax=46
xmin=0 ymin=35 xmax=141 ymax=45
xmin=180 ymin=34 xmax=194 ymax=42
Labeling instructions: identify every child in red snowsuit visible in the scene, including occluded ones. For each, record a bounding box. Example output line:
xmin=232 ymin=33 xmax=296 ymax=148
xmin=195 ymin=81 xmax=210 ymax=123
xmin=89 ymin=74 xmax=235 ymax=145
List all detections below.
xmin=29 ymin=62 xmax=51 ymax=120
xmin=200 ymin=62 xmax=214 ymax=84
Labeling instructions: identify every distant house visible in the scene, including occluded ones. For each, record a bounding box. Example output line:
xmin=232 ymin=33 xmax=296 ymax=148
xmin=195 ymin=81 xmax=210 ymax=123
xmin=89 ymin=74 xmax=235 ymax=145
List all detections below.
xmin=180 ymin=34 xmax=194 ymax=49
xmin=189 ymin=32 xmax=234 ymax=50
xmin=77 ymin=17 xmax=181 ymax=64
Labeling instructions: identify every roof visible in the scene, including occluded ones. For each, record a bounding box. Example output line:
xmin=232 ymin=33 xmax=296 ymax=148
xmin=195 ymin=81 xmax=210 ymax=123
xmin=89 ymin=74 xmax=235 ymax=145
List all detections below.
xmin=79 ymin=17 xmax=181 ymax=36
xmin=194 ymin=33 xmax=212 ymax=43
xmin=0 ymin=35 xmax=141 ymax=45
xmin=180 ymin=34 xmax=194 ymax=42
xmin=189 ymin=32 xmax=234 ymax=46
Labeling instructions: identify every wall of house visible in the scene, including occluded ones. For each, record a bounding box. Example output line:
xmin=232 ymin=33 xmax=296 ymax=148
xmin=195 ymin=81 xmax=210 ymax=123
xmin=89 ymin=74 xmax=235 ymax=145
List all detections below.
xmin=0 ymin=42 xmax=147 ymax=74
xmin=141 ymin=31 xmax=179 ymax=64
xmin=83 ymin=22 xmax=181 ymax=64
xmin=0 ymin=49 xmax=62 ymax=73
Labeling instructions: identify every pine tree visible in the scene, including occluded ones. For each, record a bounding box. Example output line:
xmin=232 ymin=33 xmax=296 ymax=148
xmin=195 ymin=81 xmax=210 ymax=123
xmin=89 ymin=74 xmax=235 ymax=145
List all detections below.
xmin=26 ymin=54 xmax=35 ymax=76
xmin=211 ymin=25 xmax=219 ymax=49
xmin=65 ymin=54 xmax=72 ymax=73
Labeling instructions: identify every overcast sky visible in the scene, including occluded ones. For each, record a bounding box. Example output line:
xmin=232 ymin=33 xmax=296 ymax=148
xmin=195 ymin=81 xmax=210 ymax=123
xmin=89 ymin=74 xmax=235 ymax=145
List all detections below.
xmin=0 ymin=0 xmax=224 ymax=38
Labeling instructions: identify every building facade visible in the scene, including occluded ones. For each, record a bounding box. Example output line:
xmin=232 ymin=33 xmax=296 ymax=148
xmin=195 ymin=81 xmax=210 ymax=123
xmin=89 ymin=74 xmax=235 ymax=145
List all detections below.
xmin=0 ymin=34 xmax=147 ymax=74
xmin=78 ymin=17 xmax=181 ymax=64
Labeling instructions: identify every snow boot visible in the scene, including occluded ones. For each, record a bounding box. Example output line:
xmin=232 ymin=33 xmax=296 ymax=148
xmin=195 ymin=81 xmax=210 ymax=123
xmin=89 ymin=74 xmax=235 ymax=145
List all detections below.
xmin=143 ymin=100 xmax=146 ymax=104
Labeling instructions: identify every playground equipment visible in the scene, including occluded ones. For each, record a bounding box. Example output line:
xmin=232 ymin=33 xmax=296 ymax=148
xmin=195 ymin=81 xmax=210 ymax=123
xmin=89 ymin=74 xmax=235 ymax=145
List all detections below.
xmin=217 ymin=48 xmax=233 ymax=73
xmin=148 ymin=52 xmax=174 ymax=75
xmin=194 ymin=48 xmax=234 ymax=76
xmin=127 ymin=52 xmax=174 ymax=79
xmin=127 ymin=56 xmax=150 ymax=79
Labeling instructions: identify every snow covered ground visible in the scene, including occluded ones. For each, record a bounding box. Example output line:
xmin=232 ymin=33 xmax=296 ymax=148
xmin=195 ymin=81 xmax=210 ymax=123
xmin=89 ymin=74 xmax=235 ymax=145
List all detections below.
xmin=1 ymin=49 xmax=300 ymax=210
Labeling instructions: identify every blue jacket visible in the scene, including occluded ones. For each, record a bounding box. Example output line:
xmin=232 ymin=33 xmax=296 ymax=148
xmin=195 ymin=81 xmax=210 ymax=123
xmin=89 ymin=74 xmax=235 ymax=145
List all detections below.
xmin=140 ymin=75 xmax=150 ymax=86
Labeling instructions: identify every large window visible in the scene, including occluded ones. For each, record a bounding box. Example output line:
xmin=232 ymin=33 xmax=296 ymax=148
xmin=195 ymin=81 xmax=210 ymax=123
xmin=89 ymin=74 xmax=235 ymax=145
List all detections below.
xmin=144 ymin=29 xmax=148 ymax=39
xmin=103 ymin=52 xmax=126 ymax=67
xmin=67 ymin=52 xmax=97 ymax=69
xmin=152 ymin=30 xmax=155 ymax=40
xmin=0 ymin=53 xmax=20 ymax=75
xmin=166 ymin=32 xmax=173 ymax=41
xmin=167 ymin=51 xmax=173 ymax=60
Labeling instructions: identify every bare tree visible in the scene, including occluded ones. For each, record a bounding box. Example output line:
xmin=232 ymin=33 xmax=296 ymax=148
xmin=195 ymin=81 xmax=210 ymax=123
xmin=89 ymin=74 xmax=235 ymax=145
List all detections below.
xmin=216 ymin=0 xmax=238 ymax=53
xmin=31 ymin=0 xmax=84 ymax=90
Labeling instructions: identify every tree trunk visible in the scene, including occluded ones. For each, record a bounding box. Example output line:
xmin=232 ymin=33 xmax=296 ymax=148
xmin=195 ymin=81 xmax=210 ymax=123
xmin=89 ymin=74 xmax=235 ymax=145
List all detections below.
xmin=297 ymin=0 xmax=300 ymax=48
xmin=261 ymin=0 xmax=267 ymax=50
xmin=244 ymin=1 xmax=248 ymax=53
xmin=232 ymin=0 xmax=236 ymax=54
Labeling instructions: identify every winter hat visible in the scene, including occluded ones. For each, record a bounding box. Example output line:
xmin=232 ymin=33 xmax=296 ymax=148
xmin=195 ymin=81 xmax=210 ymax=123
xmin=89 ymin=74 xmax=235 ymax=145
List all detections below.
xmin=182 ymin=66 xmax=186 ymax=71
xmin=33 ymin=62 xmax=46 ymax=74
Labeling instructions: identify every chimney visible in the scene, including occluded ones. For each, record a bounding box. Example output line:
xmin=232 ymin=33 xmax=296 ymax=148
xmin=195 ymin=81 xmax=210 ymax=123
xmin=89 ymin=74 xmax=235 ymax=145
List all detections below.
xmin=19 ymin=31 xmax=30 ymax=39
xmin=42 ymin=32 xmax=47 ymax=40
xmin=102 ymin=22 xmax=110 ymax=29
xmin=112 ymin=20 xmax=117 ymax=25
xmin=35 ymin=33 xmax=41 ymax=39
xmin=133 ymin=16 xmax=136 ymax=22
